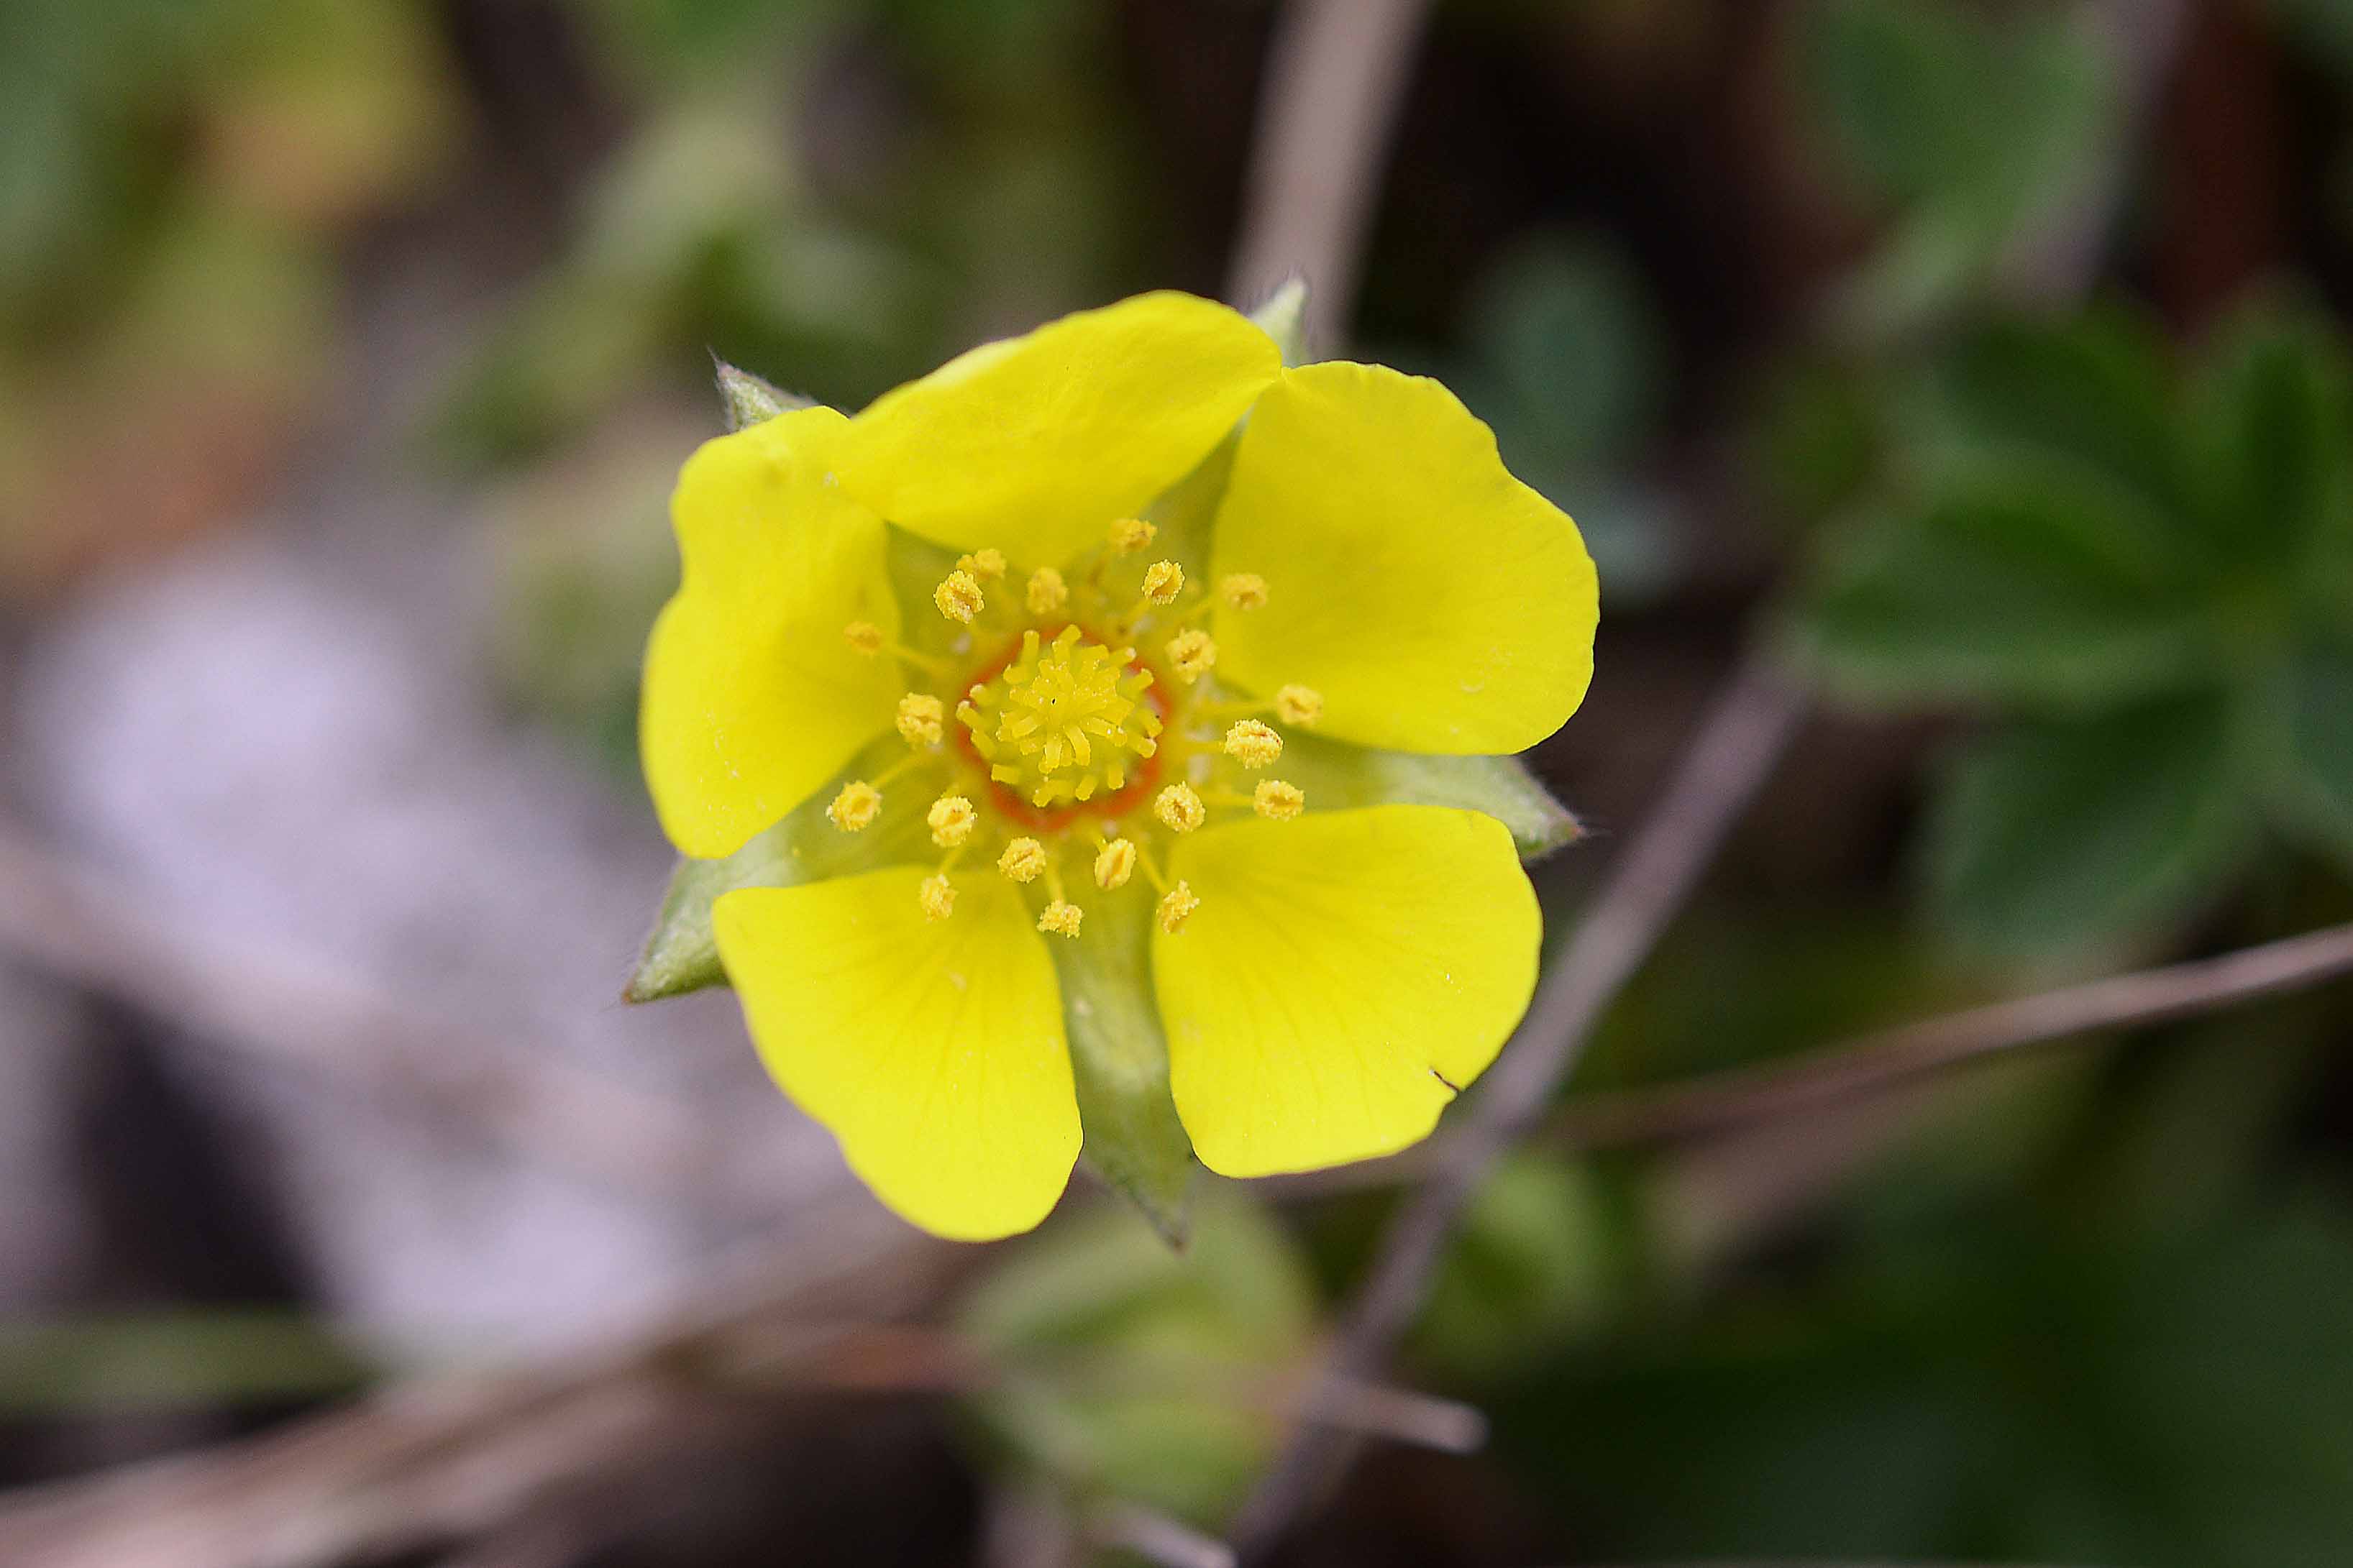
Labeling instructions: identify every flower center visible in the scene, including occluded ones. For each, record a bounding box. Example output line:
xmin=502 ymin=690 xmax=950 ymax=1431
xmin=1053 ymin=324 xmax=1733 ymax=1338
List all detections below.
xmin=960 ymin=624 xmax=1164 ymax=812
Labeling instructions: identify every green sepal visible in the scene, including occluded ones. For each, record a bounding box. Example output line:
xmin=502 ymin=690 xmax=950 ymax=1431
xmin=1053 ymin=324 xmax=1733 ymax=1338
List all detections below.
xmin=714 ymin=358 xmax=810 ymax=431
xmin=1051 ymin=891 xmax=1195 ymax=1247
xmin=2277 ymin=641 xmax=2353 ymax=873
xmin=1248 ymin=276 xmax=1310 ymax=367
xmin=624 ymin=734 xmax=928 ymax=1002
xmin=1275 ymin=732 xmax=1581 ymax=861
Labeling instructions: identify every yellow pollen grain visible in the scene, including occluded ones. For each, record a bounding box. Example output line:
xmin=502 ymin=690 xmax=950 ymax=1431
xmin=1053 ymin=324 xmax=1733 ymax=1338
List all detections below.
xmin=1165 ymin=628 xmax=1216 ymax=683
xmin=1092 ymin=838 xmax=1136 ymax=890
xmin=1025 ymin=566 xmax=1068 ymax=616
xmin=843 ymin=620 xmax=884 ymax=656
xmin=958 ymin=548 xmax=1007 ymax=581
xmin=1157 ymin=880 xmax=1200 ymax=935
xmin=828 ymin=781 xmax=882 ymax=833
xmin=1037 ymin=900 xmax=1084 ymax=937
xmin=1153 ymin=782 xmax=1205 ymax=835
xmin=927 ymin=794 xmax=976 ymax=848
xmin=1275 ymin=684 xmax=1324 ymax=726
xmin=1223 ymin=718 xmax=1283 ymax=768
xmin=1253 ymin=779 xmax=1305 ymax=820
xmin=1109 ymin=517 xmax=1157 ymax=554
xmin=1220 ymin=572 xmax=1269 ymax=610
xmin=933 ymin=569 xmax=984 ymax=624
xmin=997 ymin=837 xmax=1047 ymax=884
xmin=895 ymin=693 xmax=945 ymax=746
xmin=918 ymin=874 xmax=956 ymax=922
xmin=1141 ymin=560 xmax=1184 ymax=604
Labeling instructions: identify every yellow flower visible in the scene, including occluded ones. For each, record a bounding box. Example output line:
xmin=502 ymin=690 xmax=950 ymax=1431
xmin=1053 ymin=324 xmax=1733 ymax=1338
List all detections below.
xmin=641 ymin=292 xmax=1597 ymax=1240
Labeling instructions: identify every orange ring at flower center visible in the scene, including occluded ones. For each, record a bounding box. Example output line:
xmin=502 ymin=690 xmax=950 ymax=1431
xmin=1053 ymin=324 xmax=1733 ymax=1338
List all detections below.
xmin=952 ymin=620 xmax=1171 ymax=832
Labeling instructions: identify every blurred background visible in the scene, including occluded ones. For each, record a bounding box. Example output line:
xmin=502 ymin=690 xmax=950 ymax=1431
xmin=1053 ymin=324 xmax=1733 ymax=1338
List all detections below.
xmin=2 ymin=0 xmax=2352 ymax=1564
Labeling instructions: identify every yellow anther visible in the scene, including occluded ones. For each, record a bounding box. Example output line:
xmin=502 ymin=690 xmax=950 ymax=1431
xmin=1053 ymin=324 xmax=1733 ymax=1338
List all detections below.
xmin=1141 ymin=560 xmax=1184 ymax=604
xmin=828 ymin=781 xmax=882 ymax=833
xmin=1154 ymin=782 xmax=1205 ymax=834
xmin=998 ymin=837 xmax=1048 ymax=883
xmin=1166 ymin=628 xmax=1217 ymax=684
xmin=958 ymin=548 xmax=1007 ymax=581
xmin=1109 ymin=517 xmax=1157 ymax=554
xmin=1157 ymin=879 xmax=1200 ymax=935
xmin=918 ymin=874 xmax=956 ymax=922
xmin=927 ymin=794 xmax=977 ymax=848
xmin=843 ymin=620 xmax=885 ymax=656
xmin=1253 ymin=779 xmax=1305 ymax=820
xmin=1037 ymin=900 xmax=1084 ymax=937
xmin=1025 ymin=566 xmax=1069 ymax=616
xmin=1223 ymin=718 xmax=1283 ymax=768
xmin=934 ymin=569 xmax=984 ymax=623
xmin=896 ymin=693 xmax=945 ymax=746
xmin=1092 ymin=838 xmax=1136 ymax=889
xmin=1220 ymin=573 xmax=1269 ymax=610
xmin=1275 ymin=684 xmax=1324 ymax=726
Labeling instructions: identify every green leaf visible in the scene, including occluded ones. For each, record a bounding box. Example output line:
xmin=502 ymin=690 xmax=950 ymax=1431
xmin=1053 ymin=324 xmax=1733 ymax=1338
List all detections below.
xmin=2277 ymin=642 xmax=2353 ymax=872
xmin=625 ymin=734 xmax=931 ymax=1002
xmin=1803 ymin=0 xmax=1990 ymax=201
xmin=1412 ymin=1152 xmax=1615 ymax=1382
xmin=1928 ymin=306 xmax=2187 ymax=518
xmin=1465 ymin=231 xmax=1666 ymax=470
xmin=713 ymin=357 xmax=809 ymax=430
xmin=1794 ymin=461 xmax=2213 ymax=708
xmin=1246 ymin=275 xmax=1310 ymax=367
xmin=1051 ymin=891 xmax=1194 ymax=1246
xmin=0 ymin=1310 xmax=372 ymax=1414
xmin=1272 ymin=732 xmax=1581 ymax=860
xmin=2187 ymin=301 xmax=2353 ymax=564
xmin=1924 ymin=696 xmax=2256 ymax=953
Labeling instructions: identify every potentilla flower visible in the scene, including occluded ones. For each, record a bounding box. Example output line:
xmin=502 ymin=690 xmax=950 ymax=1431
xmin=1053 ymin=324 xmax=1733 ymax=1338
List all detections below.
xmin=639 ymin=291 xmax=1598 ymax=1239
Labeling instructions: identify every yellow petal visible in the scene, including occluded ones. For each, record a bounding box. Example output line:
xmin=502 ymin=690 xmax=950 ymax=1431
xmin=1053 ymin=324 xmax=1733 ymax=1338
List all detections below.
xmin=641 ymin=407 xmax=903 ymax=858
xmin=1211 ymin=362 xmax=1598 ymax=753
xmin=828 ymin=292 xmax=1281 ymax=564
xmin=715 ymin=868 xmax=1079 ymax=1239
xmin=1153 ymin=804 xmax=1538 ymax=1176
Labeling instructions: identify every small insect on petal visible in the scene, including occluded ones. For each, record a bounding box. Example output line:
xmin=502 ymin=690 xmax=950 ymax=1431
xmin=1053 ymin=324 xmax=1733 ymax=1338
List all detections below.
xmin=1253 ymin=779 xmax=1305 ymax=820
xmin=934 ymin=569 xmax=984 ymax=623
xmin=1141 ymin=561 xmax=1184 ymax=604
xmin=1275 ymin=684 xmax=1323 ymax=726
xmin=1157 ymin=880 xmax=1200 ymax=934
xmin=927 ymin=794 xmax=976 ymax=848
xmin=1223 ymin=718 xmax=1283 ymax=768
xmin=918 ymin=874 xmax=957 ymax=922
xmin=1220 ymin=573 xmax=1268 ymax=610
xmin=1153 ymin=782 xmax=1205 ymax=834
xmin=997 ymin=837 xmax=1048 ymax=883
xmin=896 ymin=693 xmax=945 ymax=746
xmin=828 ymin=781 xmax=882 ymax=833
xmin=1025 ymin=566 xmax=1069 ymax=616
xmin=1092 ymin=838 xmax=1136 ymax=889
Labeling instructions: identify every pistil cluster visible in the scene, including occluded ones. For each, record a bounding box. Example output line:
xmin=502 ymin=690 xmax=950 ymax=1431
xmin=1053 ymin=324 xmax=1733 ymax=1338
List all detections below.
xmin=831 ymin=518 xmax=1322 ymax=938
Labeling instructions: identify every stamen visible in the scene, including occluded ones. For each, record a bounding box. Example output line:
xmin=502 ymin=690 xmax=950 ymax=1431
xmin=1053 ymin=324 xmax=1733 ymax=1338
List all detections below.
xmin=1038 ymin=900 xmax=1084 ymax=937
xmin=828 ymin=781 xmax=882 ymax=833
xmin=1109 ymin=518 xmax=1157 ymax=554
xmin=1253 ymin=779 xmax=1305 ymax=820
xmin=933 ymin=569 xmax=984 ymax=624
xmin=1220 ymin=573 xmax=1269 ymax=610
xmin=1165 ymin=628 xmax=1217 ymax=684
xmin=1141 ymin=561 xmax=1184 ymax=604
xmin=843 ymin=620 xmax=884 ymax=655
xmin=845 ymin=621 xmax=953 ymax=676
xmin=896 ymin=693 xmax=945 ymax=746
xmin=918 ymin=874 xmax=956 ymax=922
xmin=1157 ymin=880 xmax=1200 ymax=935
xmin=1153 ymin=782 xmax=1205 ymax=834
xmin=1092 ymin=838 xmax=1136 ymax=890
xmin=1275 ymin=684 xmax=1323 ymax=726
xmin=1025 ymin=566 xmax=1069 ymax=616
xmin=958 ymin=548 xmax=1007 ymax=581
xmin=1223 ymin=718 xmax=1283 ymax=768
xmin=997 ymin=837 xmax=1047 ymax=884
xmin=927 ymin=794 xmax=977 ymax=848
